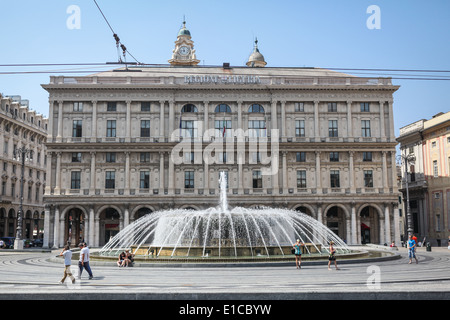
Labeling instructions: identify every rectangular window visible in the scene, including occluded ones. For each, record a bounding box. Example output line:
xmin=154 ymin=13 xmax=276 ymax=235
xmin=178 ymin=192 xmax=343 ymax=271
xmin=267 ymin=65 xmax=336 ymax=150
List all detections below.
xmin=184 ymin=171 xmax=194 ymax=189
xmin=295 ymin=120 xmax=305 ymax=137
xmin=329 ymin=152 xmax=339 ymax=162
xmin=140 ymin=171 xmax=150 ymax=189
xmin=218 ymin=152 xmax=227 ymax=164
xmin=330 ymin=170 xmax=340 ymax=188
xmin=11 ymin=183 xmax=15 ymax=197
xmin=106 ymin=120 xmax=116 ymax=137
xmin=72 ymin=152 xmax=82 ymax=163
xmin=140 ymin=120 xmax=150 ymax=137
xmin=433 ymin=160 xmax=438 ymax=177
xmin=328 ymin=120 xmax=338 ymax=137
xmin=360 ymin=102 xmax=370 ymax=112
xmin=214 ymin=120 xmax=232 ymax=137
xmin=107 ymin=102 xmax=117 ymax=112
xmin=184 ymin=152 xmax=194 ymax=164
xmin=296 ymin=152 xmax=306 ymax=162
xmin=106 ymin=152 xmax=116 ymax=163
xmin=180 ymin=120 xmax=198 ymax=138
xmin=252 ymin=170 xmax=262 ymax=188
xmin=297 ymin=170 xmax=307 ymax=188
xmin=364 ymin=170 xmax=373 ymax=188
xmin=141 ymin=102 xmax=151 ymax=112
xmin=105 ymin=171 xmax=115 ymax=189
xmin=140 ymin=152 xmax=150 ymax=163
xmin=248 ymin=120 xmax=266 ymax=138
xmin=73 ymin=102 xmax=83 ymax=112
xmin=363 ymin=152 xmax=373 ymax=162
xmin=294 ymin=102 xmax=304 ymax=112
xmin=2 ymin=181 xmax=6 ymax=196
xmin=71 ymin=171 xmax=81 ymax=189
xmin=72 ymin=120 xmax=82 ymax=137
xmin=362 ymin=120 xmax=371 ymax=137
xmin=328 ymin=102 xmax=337 ymax=112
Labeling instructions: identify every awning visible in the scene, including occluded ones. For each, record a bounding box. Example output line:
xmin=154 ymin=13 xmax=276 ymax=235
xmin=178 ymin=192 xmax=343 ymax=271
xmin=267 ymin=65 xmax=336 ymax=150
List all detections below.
xmin=361 ymin=223 xmax=370 ymax=230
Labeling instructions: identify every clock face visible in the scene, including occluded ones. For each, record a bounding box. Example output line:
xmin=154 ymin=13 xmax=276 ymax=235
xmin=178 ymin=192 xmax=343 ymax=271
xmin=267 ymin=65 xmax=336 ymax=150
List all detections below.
xmin=179 ymin=46 xmax=190 ymax=56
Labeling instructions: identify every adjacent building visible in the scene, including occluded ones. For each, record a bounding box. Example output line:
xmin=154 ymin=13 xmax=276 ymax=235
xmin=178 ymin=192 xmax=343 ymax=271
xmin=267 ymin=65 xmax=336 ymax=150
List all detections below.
xmin=0 ymin=94 xmax=48 ymax=244
xmin=42 ymin=22 xmax=401 ymax=248
xmin=397 ymin=111 xmax=450 ymax=246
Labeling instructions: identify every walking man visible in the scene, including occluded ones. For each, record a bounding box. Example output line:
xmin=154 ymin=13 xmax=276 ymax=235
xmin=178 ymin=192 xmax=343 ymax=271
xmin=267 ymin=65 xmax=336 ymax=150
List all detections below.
xmin=59 ymin=245 xmax=76 ymax=284
xmin=78 ymin=242 xmax=93 ymax=279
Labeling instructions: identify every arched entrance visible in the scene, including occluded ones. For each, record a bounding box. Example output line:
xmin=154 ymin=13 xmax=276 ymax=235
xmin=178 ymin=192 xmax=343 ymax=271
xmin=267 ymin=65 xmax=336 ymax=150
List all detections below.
xmin=360 ymin=205 xmax=380 ymax=244
xmin=100 ymin=208 xmax=121 ymax=246
xmin=294 ymin=206 xmax=314 ymax=218
xmin=65 ymin=208 xmax=85 ymax=247
xmin=325 ymin=206 xmax=347 ymax=241
xmin=135 ymin=207 xmax=153 ymax=220
xmin=0 ymin=208 xmax=6 ymax=237
xmin=8 ymin=209 xmax=15 ymax=237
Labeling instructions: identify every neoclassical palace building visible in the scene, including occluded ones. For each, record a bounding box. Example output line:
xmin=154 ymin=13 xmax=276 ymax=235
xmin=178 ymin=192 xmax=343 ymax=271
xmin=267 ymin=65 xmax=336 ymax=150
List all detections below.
xmin=0 ymin=94 xmax=48 ymax=244
xmin=42 ymin=22 xmax=401 ymax=248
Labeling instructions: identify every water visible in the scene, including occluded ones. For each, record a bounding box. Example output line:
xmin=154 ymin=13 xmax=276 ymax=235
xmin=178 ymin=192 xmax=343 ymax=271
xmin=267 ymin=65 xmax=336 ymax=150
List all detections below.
xmin=100 ymin=172 xmax=351 ymax=258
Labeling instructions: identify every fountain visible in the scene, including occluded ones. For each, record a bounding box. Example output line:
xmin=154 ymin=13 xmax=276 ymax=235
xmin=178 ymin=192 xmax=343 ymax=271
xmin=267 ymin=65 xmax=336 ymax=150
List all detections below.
xmin=97 ymin=172 xmax=354 ymax=263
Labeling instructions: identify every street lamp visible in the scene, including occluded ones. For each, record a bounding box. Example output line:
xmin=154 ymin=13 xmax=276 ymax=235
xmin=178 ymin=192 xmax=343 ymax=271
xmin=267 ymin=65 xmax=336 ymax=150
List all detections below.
xmin=13 ymin=147 xmax=33 ymax=250
xmin=397 ymin=152 xmax=416 ymax=238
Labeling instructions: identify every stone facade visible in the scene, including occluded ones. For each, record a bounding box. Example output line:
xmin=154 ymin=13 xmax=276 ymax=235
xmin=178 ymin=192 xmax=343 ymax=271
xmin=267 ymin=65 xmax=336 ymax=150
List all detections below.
xmin=397 ymin=111 xmax=450 ymax=246
xmin=41 ymin=24 xmax=401 ymax=248
xmin=0 ymin=94 xmax=48 ymax=244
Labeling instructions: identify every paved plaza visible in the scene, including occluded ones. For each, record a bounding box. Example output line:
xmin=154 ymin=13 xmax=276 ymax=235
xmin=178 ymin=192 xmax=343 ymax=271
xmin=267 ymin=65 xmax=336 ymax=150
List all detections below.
xmin=0 ymin=246 xmax=449 ymax=301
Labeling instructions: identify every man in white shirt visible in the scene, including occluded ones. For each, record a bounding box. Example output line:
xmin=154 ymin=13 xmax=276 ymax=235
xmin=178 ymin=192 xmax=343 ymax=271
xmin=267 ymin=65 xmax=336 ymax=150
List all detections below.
xmin=59 ymin=245 xmax=76 ymax=284
xmin=78 ymin=242 xmax=93 ymax=280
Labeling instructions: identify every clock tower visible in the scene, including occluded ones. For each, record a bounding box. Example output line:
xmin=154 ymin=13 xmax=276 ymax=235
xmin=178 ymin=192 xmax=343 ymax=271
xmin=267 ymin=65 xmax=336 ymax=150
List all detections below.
xmin=169 ymin=20 xmax=200 ymax=66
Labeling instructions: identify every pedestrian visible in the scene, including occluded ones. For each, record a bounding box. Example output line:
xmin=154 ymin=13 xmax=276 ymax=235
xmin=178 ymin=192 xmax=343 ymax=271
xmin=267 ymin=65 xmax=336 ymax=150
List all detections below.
xmin=292 ymin=239 xmax=303 ymax=269
xmin=328 ymin=241 xmax=339 ymax=270
xmin=78 ymin=242 xmax=93 ymax=279
xmin=59 ymin=245 xmax=76 ymax=284
xmin=447 ymin=236 xmax=450 ymax=250
xmin=407 ymin=234 xmax=418 ymax=264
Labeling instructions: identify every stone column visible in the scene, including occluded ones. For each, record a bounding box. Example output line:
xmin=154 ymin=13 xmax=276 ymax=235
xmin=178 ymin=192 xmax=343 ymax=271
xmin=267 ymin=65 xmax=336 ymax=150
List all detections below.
xmin=351 ymin=203 xmax=357 ymax=244
xmin=281 ymin=101 xmax=286 ymax=141
xmin=387 ymin=100 xmax=395 ymax=141
xmin=52 ymin=206 xmax=60 ymax=249
xmin=126 ymin=101 xmax=131 ymax=142
xmin=203 ymin=101 xmax=209 ymax=138
xmin=346 ymin=100 xmax=352 ymax=140
xmin=59 ymin=211 xmax=65 ymax=248
xmin=237 ymin=101 xmax=243 ymax=131
xmin=43 ymin=204 xmax=51 ymax=248
xmin=393 ymin=203 xmax=401 ymax=246
xmin=168 ymin=100 xmax=175 ymax=141
xmin=44 ymin=152 xmax=52 ymax=195
xmin=56 ymin=101 xmax=63 ymax=142
xmin=384 ymin=203 xmax=391 ymax=244
xmin=349 ymin=151 xmax=355 ymax=193
xmin=48 ymin=100 xmax=54 ymax=141
xmin=382 ymin=151 xmax=388 ymax=193
xmin=94 ymin=217 xmax=100 ymax=247
xmin=124 ymin=206 xmax=130 ymax=229
xmin=124 ymin=152 xmax=130 ymax=194
xmin=391 ymin=151 xmax=398 ymax=193
xmin=91 ymin=100 xmax=97 ymax=140
xmin=315 ymin=151 xmax=321 ymax=194
xmin=168 ymin=149 xmax=174 ymax=193
xmin=282 ymin=151 xmax=288 ymax=192
xmin=159 ymin=100 xmax=165 ymax=140
xmin=314 ymin=100 xmax=320 ymax=140
xmin=90 ymin=152 xmax=96 ymax=194
xmin=271 ymin=99 xmax=277 ymax=131
xmin=54 ymin=152 xmax=61 ymax=195
xmin=379 ymin=100 xmax=385 ymax=141
xmin=159 ymin=152 xmax=165 ymax=192
xmin=238 ymin=151 xmax=244 ymax=194
xmin=89 ymin=206 xmax=95 ymax=247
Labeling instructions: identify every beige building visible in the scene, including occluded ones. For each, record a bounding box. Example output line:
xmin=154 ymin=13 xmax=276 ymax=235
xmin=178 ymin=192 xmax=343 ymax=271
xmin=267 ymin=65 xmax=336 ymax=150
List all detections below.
xmin=42 ymin=22 xmax=401 ymax=248
xmin=0 ymin=94 xmax=48 ymax=245
xmin=397 ymin=111 xmax=450 ymax=246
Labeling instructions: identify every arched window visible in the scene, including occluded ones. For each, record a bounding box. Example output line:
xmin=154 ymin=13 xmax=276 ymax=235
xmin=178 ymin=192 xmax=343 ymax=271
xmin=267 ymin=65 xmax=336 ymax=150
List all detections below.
xmin=181 ymin=104 xmax=198 ymax=113
xmin=248 ymin=104 xmax=264 ymax=113
xmin=215 ymin=104 xmax=231 ymax=113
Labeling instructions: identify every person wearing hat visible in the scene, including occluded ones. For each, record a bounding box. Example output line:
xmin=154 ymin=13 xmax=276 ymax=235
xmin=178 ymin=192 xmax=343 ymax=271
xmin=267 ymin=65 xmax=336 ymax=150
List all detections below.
xmin=292 ymin=239 xmax=304 ymax=269
xmin=328 ymin=241 xmax=339 ymax=270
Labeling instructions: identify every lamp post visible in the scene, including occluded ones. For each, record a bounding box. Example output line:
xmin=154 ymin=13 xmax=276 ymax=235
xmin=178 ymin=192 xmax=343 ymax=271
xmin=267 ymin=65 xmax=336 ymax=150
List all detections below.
xmin=398 ymin=152 xmax=416 ymax=238
xmin=13 ymin=147 xmax=33 ymax=250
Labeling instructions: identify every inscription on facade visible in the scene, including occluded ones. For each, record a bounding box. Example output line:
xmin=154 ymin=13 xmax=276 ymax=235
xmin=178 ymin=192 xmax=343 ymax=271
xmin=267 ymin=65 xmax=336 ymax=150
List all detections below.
xmin=185 ymin=75 xmax=261 ymax=84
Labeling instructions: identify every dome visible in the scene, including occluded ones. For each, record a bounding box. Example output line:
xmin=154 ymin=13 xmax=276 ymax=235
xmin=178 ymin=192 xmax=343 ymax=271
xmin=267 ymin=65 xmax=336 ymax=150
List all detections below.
xmin=178 ymin=21 xmax=191 ymax=37
xmin=246 ymin=38 xmax=267 ymax=67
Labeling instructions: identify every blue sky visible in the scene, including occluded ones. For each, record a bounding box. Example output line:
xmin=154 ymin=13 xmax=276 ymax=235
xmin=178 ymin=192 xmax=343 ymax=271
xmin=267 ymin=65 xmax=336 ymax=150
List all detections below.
xmin=0 ymin=0 xmax=449 ymax=136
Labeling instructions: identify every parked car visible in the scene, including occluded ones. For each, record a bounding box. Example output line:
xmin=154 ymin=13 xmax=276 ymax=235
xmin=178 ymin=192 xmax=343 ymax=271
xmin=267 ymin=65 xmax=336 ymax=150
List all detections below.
xmin=0 ymin=237 xmax=15 ymax=249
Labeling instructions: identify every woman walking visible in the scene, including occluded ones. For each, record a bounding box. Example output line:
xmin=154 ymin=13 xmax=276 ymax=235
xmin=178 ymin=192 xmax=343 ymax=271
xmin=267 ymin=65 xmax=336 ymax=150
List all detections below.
xmin=292 ymin=239 xmax=303 ymax=269
xmin=328 ymin=241 xmax=339 ymax=270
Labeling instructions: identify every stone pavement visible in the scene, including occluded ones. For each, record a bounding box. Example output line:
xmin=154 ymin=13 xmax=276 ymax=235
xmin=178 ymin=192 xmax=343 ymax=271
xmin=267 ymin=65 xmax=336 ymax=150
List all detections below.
xmin=0 ymin=246 xmax=449 ymax=301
